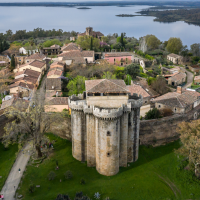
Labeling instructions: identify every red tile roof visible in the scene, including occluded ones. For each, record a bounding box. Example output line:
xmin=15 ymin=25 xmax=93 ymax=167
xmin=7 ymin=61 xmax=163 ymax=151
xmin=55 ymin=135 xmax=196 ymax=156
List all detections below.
xmin=47 ymin=69 xmax=63 ymax=77
xmin=127 ymin=84 xmax=150 ymax=98
xmin=85 ymin=79 xmax=129 ymax=93
xmin=61 ymin=43 xmax=79 ymax=52
xmin=27 ymin=53 xmax=46 ymax=60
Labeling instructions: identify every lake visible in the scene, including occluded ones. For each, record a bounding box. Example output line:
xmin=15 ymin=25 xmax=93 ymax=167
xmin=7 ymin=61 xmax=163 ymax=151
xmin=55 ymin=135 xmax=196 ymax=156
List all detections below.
xmin=0 ymin=5 xmax=199 ymax=47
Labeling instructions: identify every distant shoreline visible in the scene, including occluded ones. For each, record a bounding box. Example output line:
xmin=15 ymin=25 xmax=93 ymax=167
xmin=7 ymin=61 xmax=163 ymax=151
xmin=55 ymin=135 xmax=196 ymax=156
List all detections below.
xmin=0 ymin=1 xmax=200 ymax=7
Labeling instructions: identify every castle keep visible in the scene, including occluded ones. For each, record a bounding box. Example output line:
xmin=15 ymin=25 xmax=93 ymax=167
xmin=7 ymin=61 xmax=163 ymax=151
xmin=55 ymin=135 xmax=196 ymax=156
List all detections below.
xmin=68 ymin=79 xmax=143 ymax=176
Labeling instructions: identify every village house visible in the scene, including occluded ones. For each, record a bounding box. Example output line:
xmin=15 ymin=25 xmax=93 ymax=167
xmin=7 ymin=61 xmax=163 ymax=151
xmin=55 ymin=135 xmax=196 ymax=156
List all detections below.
xmin=41 ymin=45 xmax=61 ymax=56
xmin=78 ymin=27 xmax=104 ymax=40
xmin=194 ymin=75 xmax=200 ymax=85
xmin=19 ymin=47 xmax=38 ymax=55
xmin=70 ymin=37 xmax=76 ymax=41
xmin=9 ymin=81 xmax=34 ymax=96
xmin=46 ymin=78 xmax=62 ymax=93
xmin=167 ymin=72 xmax=186 ymax=86
xmin=103 ymin=52 xmax=133 ymax=66
xmin=0 ymin=55 xmax=10 ymax=66
xmin=189 ymin=65 xmax=200 ymax=74
xmin=25 ymin=53 xmax=46 ymax=64
xmin=14 ymin=60 xmax=47 ymax=74
xmin=127 ymin=81 xmax=151 ymax=116
xmin=14 ymin=69 xmax=41 ymax=85
xmin=58 ymin=50 xmax=94 ymax=65
xmin=45 ymin=97 xmax=68 ymax=112
xmin=15 ymin=56 xmax=27 ymax=66
xmin=47 ymin=69 xmax=63 ymax=79
xmin=50 ymin=62 xmax=65 ymax=71
xmin=167 ymin=53 xmax=183 ymax=64
xmin=61 ymin=43 xmax=80 ymax=53
xmin=152 ymin=86 xmax=200 ymax=114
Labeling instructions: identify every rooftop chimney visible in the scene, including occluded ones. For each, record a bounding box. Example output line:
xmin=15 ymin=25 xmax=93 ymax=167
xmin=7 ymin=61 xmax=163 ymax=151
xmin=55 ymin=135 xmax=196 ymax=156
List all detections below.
xmin=177 ymin=86 xmax=182 ymax=94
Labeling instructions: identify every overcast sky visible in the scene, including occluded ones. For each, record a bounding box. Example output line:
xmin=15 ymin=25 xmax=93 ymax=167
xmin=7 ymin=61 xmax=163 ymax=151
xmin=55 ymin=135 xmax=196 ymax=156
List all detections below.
xmin=3 ymin=0 xmax=199 ymax=2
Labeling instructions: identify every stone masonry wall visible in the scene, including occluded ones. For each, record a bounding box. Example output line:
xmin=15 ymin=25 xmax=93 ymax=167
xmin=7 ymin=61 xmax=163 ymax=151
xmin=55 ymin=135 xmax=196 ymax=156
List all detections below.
xmin=96 ymin=118 xmax=120 ymax=176
xmin=140 ymin=104 xmax=200 ymax=146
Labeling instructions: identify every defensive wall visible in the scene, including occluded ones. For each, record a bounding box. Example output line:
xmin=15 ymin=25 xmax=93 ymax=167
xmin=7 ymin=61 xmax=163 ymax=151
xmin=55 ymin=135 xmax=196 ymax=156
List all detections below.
xmin=140 ymin=104 xmax=200 ymax=146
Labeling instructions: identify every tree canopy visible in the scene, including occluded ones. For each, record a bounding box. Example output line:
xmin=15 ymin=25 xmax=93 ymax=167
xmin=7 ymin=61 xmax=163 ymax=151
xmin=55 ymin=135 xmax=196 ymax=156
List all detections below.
xmin=67 ymin=76 xmax=87 ymax=96
xmin=166 ymin=37 xmax=183 ymax=54
xmin=125 ymin=63 xmax=140 ymax=79
xmin=3 ymin=92 xmax=63 ymax=158
xmin=146 ymin=35 xmax=161 ymax=50
xmin=76 ymin=36 xmax=100 ymax=50
xmin=176 ymin=120 xmax=200 ymax=178
xmin=43 ymin=39 xmax=62 ymax=47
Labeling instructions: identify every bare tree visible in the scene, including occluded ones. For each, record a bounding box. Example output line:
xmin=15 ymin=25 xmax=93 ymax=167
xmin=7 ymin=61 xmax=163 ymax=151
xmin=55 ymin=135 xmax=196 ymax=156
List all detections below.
xmin=176 ymin=120 xmax=200 ymax=178
xmin=3 ymin=91 xmax=64 ymax=157
xmin=0 ymin=71 xmax=13 ymax=97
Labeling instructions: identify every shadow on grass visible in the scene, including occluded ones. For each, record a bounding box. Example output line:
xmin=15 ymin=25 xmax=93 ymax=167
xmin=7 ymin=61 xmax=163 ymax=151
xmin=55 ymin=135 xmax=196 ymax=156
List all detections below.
xmin=119 ymin=140 xmax=182 ymax=174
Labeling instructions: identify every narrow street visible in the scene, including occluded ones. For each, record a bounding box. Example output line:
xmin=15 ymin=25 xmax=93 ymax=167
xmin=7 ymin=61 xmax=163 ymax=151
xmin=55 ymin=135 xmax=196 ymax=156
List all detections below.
xmin=181 ymin=67 xmax=194 ymax=89
xmin=0 ymin=61 xmax=50 ymax=199
xmin=0 ymin=144 xmax=32 ymax=200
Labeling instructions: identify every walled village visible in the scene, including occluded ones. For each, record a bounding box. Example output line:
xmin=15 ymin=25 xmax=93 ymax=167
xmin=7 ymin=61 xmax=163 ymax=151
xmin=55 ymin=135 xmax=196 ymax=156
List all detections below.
xmin=1 ymin=27 xmax=200 ymax=199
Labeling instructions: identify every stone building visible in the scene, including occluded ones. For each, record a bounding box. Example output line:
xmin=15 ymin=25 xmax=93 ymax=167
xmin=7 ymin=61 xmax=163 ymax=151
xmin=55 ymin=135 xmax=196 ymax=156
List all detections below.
xmin=152 ymin=86 xmax=200 ymax=114
xmin=167 ymin=53 xmax=183 ymax=64
xmin=78 ymin=27 xmax=104 ymax=40
xmin=68 ymin=79 xmax=143 ymax=176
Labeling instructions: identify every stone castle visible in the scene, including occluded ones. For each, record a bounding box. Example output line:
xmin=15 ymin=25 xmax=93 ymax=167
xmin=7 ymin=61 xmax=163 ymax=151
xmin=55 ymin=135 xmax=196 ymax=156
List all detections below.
xmin=68 ymin=79 xmax=143 ymax=176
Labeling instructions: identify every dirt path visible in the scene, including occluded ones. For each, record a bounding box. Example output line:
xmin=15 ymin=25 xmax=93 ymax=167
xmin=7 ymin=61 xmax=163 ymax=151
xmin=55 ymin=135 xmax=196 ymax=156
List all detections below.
xmin=0 ymin=143 xmax=32 ymax=200
xmin=181 ymin=67 xmax=194 ymax=89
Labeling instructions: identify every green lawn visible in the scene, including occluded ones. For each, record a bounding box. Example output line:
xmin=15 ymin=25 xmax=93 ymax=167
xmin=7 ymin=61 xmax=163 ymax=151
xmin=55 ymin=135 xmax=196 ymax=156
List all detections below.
xmin=18 ymin=134 xmax=200 ymax=200
xmin=0 ymin=143 xmax=18 ymax=190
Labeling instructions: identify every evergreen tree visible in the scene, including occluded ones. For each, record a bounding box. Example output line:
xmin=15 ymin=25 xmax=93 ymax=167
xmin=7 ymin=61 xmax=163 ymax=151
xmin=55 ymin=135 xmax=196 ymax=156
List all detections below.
xmin=10 ymin=55 xmax=15 ymax=71
xmin=120 ymin=33 xmax=124 ymax=47
xmin=90 ymin=37 xmax=93 ymax=50
xmin=0 ymin=41 xmax=2 ymax=53
xmin=3 ymin=40 xmax=9 ymax=51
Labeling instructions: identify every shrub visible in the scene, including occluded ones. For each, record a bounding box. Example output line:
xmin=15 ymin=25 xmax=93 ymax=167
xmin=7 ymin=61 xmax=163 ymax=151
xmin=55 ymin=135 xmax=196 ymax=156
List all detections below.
xmin=160 ymin=108 xmax=173 ymax=117
xmin=55 ymin=194 xmax=71 ymax=200
xmin=145 ymin=108 xmax=161 ymax=120
xmin=48 ymin=171 xmax=56 ymax=181
xmin=64 ymin=170 xmax=73 ymax=179
xmin=80 ymin=178 xmax=86 ymax=185
xmin=29 ymin=184 xmax=35 ymax=193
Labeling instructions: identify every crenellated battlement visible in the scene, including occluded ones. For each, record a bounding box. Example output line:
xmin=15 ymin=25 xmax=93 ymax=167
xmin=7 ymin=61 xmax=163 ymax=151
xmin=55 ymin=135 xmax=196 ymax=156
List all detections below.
xmin=84 ymin=105 xmax=93 ymax=114
xmin=128 ymin=93 xmax=143 ymax=108
xmin=68 ymin=98 xmax=86 ymax=111
xmin=93 ymin=106 xmax=123 ymax=120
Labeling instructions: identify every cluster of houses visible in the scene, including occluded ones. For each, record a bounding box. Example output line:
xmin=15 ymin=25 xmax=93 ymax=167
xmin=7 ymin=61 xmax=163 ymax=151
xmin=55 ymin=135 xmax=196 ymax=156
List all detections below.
xmin=1 ymin=27 xmax=200 ymax=116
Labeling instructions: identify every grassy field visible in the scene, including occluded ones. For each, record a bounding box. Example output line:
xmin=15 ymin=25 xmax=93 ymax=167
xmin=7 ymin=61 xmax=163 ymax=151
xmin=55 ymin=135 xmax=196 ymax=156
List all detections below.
xmin=0 ymin=142 xmax=18 ymax=190
xmin=18 ymin=134 xmax=200 ymax=200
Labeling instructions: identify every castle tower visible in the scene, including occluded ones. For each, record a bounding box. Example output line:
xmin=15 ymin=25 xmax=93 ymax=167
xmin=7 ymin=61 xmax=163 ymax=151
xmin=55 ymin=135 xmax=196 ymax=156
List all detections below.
xmin=68 ymin=79 xmax=143 ymax=176
xmin=86 ymin=27 xmax=93 ymax=36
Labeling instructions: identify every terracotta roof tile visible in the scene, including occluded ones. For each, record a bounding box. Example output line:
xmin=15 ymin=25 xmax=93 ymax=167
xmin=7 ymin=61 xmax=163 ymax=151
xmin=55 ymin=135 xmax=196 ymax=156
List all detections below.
xmin=29 ymin=60 xmax=46 ymax=69
xmin=46 ymin=97 xmax=68 ymax=105
xmin=168 ymin=53 xmax=182 ymax=58
xmin=62 ymin=43 xmax=79 ymax=52
xmin=9 ymin=81 xmax=34 ymax=90
xmin=85 ymin=79 xmax=129 ymax=93
xmin=104 ymin=52 xmax=132 ymax=57
xmin=169 ymin=72 xmax=186 ymax=82
xmin=127 ymin=84 xmax=150 ymax=98
xmin=153 ymin=90 xmax=200 ymax=108
xmin=27 ymin=53 xmax=46 ymax=60
xmin=47 ymin=69 xmax=63 ymax=77
xmin=46 ymin=78 xmax=62 ymax=90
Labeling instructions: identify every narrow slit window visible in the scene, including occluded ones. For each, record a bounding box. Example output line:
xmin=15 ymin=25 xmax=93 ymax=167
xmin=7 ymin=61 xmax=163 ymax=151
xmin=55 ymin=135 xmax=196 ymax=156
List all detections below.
xmin=107 ymin=131 xmax=111 ymax=136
